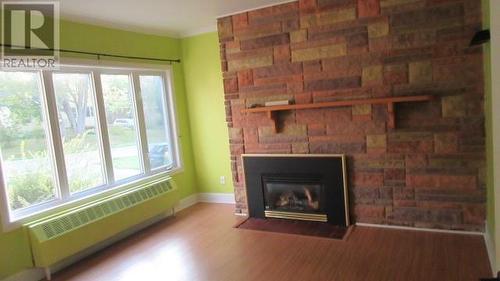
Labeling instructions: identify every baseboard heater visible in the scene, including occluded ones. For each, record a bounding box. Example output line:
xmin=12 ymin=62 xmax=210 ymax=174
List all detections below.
xmin=25 ymin=177 xmax=180 ymax=280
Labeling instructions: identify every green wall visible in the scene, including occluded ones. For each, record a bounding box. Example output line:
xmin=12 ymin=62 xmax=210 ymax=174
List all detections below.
xmin=180 ymin=33 xmax=234 ymax=193
xmin=483 ymin=0 xmax=496 ymax=263
xmin=0 ymin=228 xmax=31 ymax=280
xmin=484 ymin=0 xmax=500 ymax=273
xmin=0 ymin=20 xmax=199 ymax=279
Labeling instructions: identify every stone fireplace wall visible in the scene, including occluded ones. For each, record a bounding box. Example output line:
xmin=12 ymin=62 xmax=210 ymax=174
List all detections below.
xmin=217 ymin=0 xmax=485 ymax=231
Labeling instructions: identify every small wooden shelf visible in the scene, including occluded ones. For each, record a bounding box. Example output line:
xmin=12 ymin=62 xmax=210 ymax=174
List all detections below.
xmin=241 ymin=95 xmax=435 ymax=132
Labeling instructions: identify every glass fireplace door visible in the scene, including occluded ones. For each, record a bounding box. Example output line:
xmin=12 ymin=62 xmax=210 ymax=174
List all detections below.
xmin=262 ymin=175 xmax=327 ymax=222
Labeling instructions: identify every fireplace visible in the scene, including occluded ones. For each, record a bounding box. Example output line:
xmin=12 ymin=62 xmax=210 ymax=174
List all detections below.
xmin=262 ymin=175 xmax=327 ymax=222
xmin=242 ymin=155 xmax=350 ymax=227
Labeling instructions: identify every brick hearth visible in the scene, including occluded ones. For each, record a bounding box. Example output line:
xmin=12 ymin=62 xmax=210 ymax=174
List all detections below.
xmin=217 ymin=0 xmax=485 ymax=231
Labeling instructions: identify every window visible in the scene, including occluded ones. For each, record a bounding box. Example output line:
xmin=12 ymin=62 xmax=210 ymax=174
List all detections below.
xmin=53 ymin=73 xmax=106 ymax=193
xmin=101 ymin=74 xmax=142 ymax=181
xmin=0 ymin=64 xmax=180 ymax=223
xmin=0 ymin=72 xmax=58 ymax=211
xmin=139 ymin=75 xmax=174 ymax=170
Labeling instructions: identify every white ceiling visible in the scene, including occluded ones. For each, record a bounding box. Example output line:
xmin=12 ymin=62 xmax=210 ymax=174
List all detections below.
xmin=59 ymin=0 xmax=296 ymax=38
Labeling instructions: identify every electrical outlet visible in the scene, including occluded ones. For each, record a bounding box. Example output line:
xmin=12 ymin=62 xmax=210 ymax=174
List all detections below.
xmin=220 ymin=176 xmax=226 ymax=185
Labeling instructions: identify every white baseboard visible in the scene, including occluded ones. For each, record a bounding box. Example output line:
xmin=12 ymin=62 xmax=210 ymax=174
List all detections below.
xmin=176 ymin=192 xmax=235 ymax=209
xmin=484 ymin=221 xmax=497 ymax=276
xmin=175 ymin=194 xmax=199 ymax=212
xmin=356 ymin=222 xmax=483 ymax=236
xmin=197 ymin=192 xmax=235 ymax=204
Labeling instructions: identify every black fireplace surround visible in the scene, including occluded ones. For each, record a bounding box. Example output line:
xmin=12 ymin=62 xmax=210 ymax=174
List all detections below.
xmin=242 ymin=155 xmax=350 ymax=227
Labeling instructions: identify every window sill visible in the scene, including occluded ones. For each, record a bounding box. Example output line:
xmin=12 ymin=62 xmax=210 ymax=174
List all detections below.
xmin=1 ymin=166 xmax=182 ymax=232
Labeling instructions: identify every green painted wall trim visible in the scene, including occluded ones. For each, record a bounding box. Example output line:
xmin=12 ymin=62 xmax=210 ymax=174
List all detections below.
xmin=180 ymin=32 xmax=234 ymax=194
xmin=0 ymin=20 xmax=199 ymax=279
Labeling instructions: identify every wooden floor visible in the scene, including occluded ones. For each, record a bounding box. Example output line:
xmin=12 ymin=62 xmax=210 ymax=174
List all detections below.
xmin=53 ymin=203 xmax=491 ymax=281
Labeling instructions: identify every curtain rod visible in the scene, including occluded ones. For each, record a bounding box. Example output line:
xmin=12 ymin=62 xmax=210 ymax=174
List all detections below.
xmin=0 ymin=44 xmax=181 ymax=64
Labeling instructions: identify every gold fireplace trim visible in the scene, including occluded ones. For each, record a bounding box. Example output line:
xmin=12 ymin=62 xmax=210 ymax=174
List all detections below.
xmin=264 ymin=210 xmax=328 ymax=222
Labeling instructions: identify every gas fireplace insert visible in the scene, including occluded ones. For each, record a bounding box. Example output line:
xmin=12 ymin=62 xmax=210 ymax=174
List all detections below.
xmin=242 ymin=155 xmax=350 ymax=227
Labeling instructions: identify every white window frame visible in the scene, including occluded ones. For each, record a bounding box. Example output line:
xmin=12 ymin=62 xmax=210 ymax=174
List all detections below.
xmin=0 ymin=60 xmax=182 ymax=231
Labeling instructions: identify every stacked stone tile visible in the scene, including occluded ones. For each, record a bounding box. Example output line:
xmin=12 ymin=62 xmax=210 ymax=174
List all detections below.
xmin=218 ymin=0 xmax=485 ymax=231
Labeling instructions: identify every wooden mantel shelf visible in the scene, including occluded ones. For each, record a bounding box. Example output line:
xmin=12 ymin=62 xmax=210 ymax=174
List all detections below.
xmin=241 ymin=95 xmax=435 ymax=132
